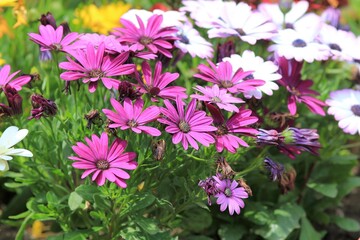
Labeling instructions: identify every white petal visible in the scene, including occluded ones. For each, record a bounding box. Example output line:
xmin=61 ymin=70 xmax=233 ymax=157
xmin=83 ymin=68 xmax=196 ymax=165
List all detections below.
xmin=0 ymin=126 xmax=28 ymax=148
xmin=0 ymin=160 xmax=9 ymax=171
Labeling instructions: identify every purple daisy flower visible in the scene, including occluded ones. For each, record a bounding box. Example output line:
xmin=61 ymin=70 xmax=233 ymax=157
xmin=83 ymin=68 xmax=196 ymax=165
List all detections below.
xmin=102 ymin=98 xmax=161 ymax=137
xmin=276 ymin=56 xmax=326 ymax=116
xmin=158 ymin=97 xmax=217 ymax=150
xmin=137 ymin=61 xmax=187 ymax=102
xmin=207 ymin=103 xmax=258 ymax=153
xmin=28 ymin=25 xmax=80 ymax=53
xmin=0 ymin=65 xmax=31 ymax=91
xmin=69 ymin=133 xmax=137 ymax=188
xmin=114 ymin=14 xmax=178 ymax=58
xmin=194 ymin=60 xmax=265 ymax=94
xmin=59 ymin=43 xmax=135 ymax=93
xmin=191 ymin=85 xmax=244 ymax=113
xmin=213 ymin=176 xmax=248 ymax=215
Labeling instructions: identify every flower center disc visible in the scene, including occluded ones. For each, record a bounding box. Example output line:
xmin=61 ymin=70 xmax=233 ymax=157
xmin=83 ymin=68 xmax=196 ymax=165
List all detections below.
xmin=149 ymin=87 xmax=161 ymax=96
xmin=224 ymin=188 xmax=232 ymax=197
xmin=51 ymin=43 xmax=62 ymax=51
xmin=179 ymin=34 xmax=190 ymax=44
xmin=89 ymin=69 xmax=104 ymax=78
xmin=329 ymin=43 xmax=342 ymax=51
xmin=140 ymin=36 xmax=153 ymax=45
xmin=96 ymin=159 xmax=110 ymax=170
xmin=292 ymin=39 xmax=307 ymax=48
xmin=216 ymin=124 xmax=228 ymax=136
xmin=211 ymin=96 xmax=222 ymax=103
xmin=127 ymin=119 xmax=138 ymax=127
xmin=235 ymin=28 xmax=246 ymax=36
xmin=351 ymin=104 xmax=360 ymax=116
xmin=179 ymin=120 xmax=190 ymax=133
xmin=221 ymin=80 xmax=233 ymax=88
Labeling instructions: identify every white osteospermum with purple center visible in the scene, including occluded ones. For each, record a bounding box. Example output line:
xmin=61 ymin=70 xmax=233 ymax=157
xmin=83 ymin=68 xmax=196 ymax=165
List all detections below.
xmin=318 ymin=24 xmax=358 ymax=61
xmin=268 ymin=28 xmax=330 ymax=62
xmin=326 ymin=89 xmax=360 ymax=135
xmin=174 ymin=21 xmax=213 ymax=59
xmin=222 ymin=51 xmax=281 ymax=99
xmin=207 ymin=2 xmax=277 ymax=45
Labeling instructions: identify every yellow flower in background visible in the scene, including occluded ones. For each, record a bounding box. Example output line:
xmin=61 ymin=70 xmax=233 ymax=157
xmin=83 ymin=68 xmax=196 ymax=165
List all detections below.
xmin=0 ymin=53 xmax=5 ymax=65
xmin=74 ymin=2 xmax=131 ymax=35
xmin=0 ymin=14 xmax=12 ymax=38
xmin=13 ymin=0 xmax=27 ymax=28
xmin=0 ymin=0 xmax=16 ymax=7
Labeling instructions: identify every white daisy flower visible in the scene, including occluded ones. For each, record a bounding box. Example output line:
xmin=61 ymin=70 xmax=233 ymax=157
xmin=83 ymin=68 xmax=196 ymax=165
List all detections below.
xmin=326 ymin=89 xmax=360 ymax=135
xmin=0 ymin=126 xmax=33 ymax=171
xmin=318 ymin=24 xmax=359 ymax=61
xmin=268 ymin=28 xmax=330 ymax=62
xmin=174 ymin=22 xmax=213 ymax=59
xmin=207 ymin=2 xmax=277 ymax=45
xmin=222 ymin=50 xmax=281 ymax=99
xmin=258 ymin=0 xmax=309 ymax=29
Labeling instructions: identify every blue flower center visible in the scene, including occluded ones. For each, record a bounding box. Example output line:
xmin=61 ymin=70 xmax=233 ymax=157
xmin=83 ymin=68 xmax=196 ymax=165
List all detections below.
xmin=292 ymin=39 xmax=307 ymax=48
xmin=351 ymin=104 xmax=360 ymax=116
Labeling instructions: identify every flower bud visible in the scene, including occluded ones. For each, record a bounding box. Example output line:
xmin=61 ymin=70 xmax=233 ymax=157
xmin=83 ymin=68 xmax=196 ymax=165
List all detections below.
xmin=152 ymin=139 xmax=166 ymax=161
xmin=29 ymin=94 xmax=57 ymax=120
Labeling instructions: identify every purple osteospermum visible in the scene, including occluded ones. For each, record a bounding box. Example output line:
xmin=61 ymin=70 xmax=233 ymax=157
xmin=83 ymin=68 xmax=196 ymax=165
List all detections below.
xmin=59 ymin=43 xmax=135 ymax=93
xmin=213 ymin=176 xmax=248 ymax=215
xmin=198 ymin=176 xmax=219 ymax=205
xmin=282 ymin=127 xmax=321 ymax=155
xmin=137 ymin=61 xmax=187 ymax=101
xmin=114 ymin=14 xmax=178 ymax=58
xmin=0 ymin=65 xmax=31 ymax=91
xmin=276 ymin=56 xmax=326 ymax=116
xmin=326 ymin=89 xmax=360 ymax=135
xmin=194 ymin=60 xmax=265 ymax=94
xmin=103 ymin=98 xmax=161 ymax=137
xmin=158 ymin=97 xmax=217 ymax=150
xmin=264 ymin=157 xmax=284 ymax=182
xmin=207 ymin=103 xmax=258 ymax=153
xmin=28 ymin=25 xmax=80 ymax=53
xmin=191 ymin=85 xmax=243 ymax=113
xmin=69 ymin=133 xmax=137 ymax=188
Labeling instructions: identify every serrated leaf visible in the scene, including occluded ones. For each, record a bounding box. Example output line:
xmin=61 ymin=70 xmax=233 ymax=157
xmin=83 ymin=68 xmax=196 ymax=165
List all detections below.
xmin=307 ymin=182 xmax=338 ymax=198
xmin=300 ymin=217 xmax=325 ymax=240
xmin=68 ymin=192 xmax=83 ymax=211
xmin=332 ymin=216 xmax=360 ymax=232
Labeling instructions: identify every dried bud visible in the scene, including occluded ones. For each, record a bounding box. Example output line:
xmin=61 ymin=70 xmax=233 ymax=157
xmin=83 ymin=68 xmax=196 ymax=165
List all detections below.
xmin=84 ymin=110 xmax=103 ymax=129
xmin=83 ymin=201 xmax=91 ymax=211
xmin=216 ymin=156 xmax=235 ymax=178
xmin=152 ymin=139 xmax=166 ymax=161
xmin=264 ymin=157 xmax=284 ymax=182
xmin=105 ymin=119 xmax=117 ymax=136
xmin=40 ymin=12 xmax=57 ymax=28
xmin=0 ymin=85 xmax=22 ymax=117
xmin=216 ymin=40 xmax=235 ymax=63
xmin=29 ymin=94 xmax=57 ymax=120
xmin=118 ymin=81 xmax=142 ymax=103
xmin=278 ymin=168 xmax=297 ymax=194
xmin=59 ymin=22 xmax=71 ymax=36
xmin=199 ymin=176 xmax=218 ymax=205
xmin=237 ymin=178 xmax=252 ymax=196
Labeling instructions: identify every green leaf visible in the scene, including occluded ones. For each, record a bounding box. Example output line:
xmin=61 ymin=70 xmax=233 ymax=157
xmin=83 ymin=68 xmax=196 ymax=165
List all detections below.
xmin=332 ymin=216 xmax=360 ymax=232
xmin=93 ymin=194 xmax=111 ymax=209
xmin=75 ymin=184 xmax=101 ymax=201
xmin=182 ymin=206 xmax=212 ymax=232
xmin=9 ymin=210 xmax=30 ymax=220
xmin=218 ymin=224 xmax=246 ymax=240
xmin=131 ymin=192 xmax=156 ymax=212
xmin=255 ymin=203 xmax=305 ymax=240
xmin=68 ymin=192 xmax=83 ymax=211
xmin=136 ymin=217 xmax=160 ymax=235
xmin=307 ymin=182 xmax=338 ymax=198
xmin=300 ymin=217 xmax=326 ymax=240
xmin=48 ymin=231 xmax=88 ymax=240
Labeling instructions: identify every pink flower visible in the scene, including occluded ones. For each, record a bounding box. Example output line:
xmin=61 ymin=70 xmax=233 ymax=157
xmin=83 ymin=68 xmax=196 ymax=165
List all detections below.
xmin=28 ymin=25 xmax=80 ymax=53
xmin=0 ymin=65 xmax=31 ymax=91
xmin=137 ymin=61 xmax=187 ymax=101
xmin=191 ymin=85 xmax=243 ymax=113
xmin=194 ymin=60 xmax=265 ymax=94
xmin=213 ymin=176 xmax=248 ymax=215
xmin=103 ymin=98 xmax=161 ymax=137
xmin=114 ymin=14 xmax=178 ymax=58
xmin=69 ymin=133 xmax=137 ymax=188
xmin=158 ymin=98 xmax=217 ymax=150
xmin=277 ymin=56 xmax=326 ymax=116
xmin=207 ymin=103 xmax=258 ymax=153
xmin=59 ymin=43 xmax=135 ymax=93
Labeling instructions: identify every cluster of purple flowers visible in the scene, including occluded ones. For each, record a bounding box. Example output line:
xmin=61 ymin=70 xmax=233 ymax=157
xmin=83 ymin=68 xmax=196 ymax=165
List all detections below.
xmin=2 ymin=0 xmax=360 ymax=216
